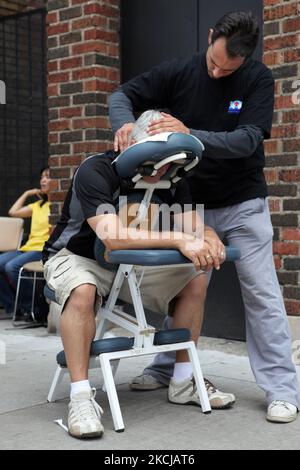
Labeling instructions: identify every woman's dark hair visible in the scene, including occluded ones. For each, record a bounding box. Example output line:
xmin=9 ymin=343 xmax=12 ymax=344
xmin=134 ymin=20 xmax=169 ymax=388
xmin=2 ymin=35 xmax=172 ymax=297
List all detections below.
xmin=40 ymin=166 xmax=49 ymax=206
xmin=211 ymin=11 xmax=259 ymax=59
xmin=40 ymin=166 xmax=49 ymax=176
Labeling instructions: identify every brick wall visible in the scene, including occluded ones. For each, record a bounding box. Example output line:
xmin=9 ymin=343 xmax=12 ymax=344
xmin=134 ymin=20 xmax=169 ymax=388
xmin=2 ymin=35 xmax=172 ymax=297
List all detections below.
xmin=263 ymin=0 xmax=300 ymax=315
xmin=47 ymin=0 xmax=299 ymax=315
xmin=47 ymin=0 xmax=120 ymax=222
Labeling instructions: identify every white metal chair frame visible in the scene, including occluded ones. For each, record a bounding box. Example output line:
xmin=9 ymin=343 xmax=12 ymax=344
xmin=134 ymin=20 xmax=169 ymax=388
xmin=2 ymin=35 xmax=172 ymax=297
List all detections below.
xmin=12 ymin=262 xmax=44 ymax=322
xmin=47 ymin=179 xmax=211 ymax=432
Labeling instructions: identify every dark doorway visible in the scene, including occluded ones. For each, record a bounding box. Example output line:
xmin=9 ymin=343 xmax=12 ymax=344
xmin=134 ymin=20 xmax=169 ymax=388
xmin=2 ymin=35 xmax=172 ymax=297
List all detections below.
xmin=121 ymin=0 xmax=263 ymax=81
xmin=0 ymin=9 xmax=48 ymax=217
xmin=120 ymin=0 xmax=264 ymax=341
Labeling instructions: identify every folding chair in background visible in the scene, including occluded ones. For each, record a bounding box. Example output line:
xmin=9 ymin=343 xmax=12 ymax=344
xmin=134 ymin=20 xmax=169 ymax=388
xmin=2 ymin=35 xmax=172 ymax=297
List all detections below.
xmin=0 ymin=217 xmax=24 ymax=320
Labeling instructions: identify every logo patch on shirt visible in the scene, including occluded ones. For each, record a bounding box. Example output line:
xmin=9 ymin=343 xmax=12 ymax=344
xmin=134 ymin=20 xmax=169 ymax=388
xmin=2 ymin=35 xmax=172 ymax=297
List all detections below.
xmin=228 ymin=100 xmax=243 ymax=114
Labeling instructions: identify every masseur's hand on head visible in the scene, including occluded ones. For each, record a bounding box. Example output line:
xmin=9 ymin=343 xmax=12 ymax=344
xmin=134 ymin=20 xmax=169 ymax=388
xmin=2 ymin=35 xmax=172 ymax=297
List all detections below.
xmin=148 ymin=112 xmax=190 ymax=135
xmin=113 ymin=112 xmax=190 ymax=152
xmin=114 ymin=122 xmax=135 ymax=152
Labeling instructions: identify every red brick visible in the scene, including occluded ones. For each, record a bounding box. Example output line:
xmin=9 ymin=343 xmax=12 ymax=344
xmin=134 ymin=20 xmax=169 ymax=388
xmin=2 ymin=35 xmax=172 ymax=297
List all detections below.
xmin=49 ymin=179 xmax=59 ymax=191
xmin=268 ymin=198 xmax=281 ymax=212
xmin=84 ymin=3 xmax=119 ymax=17
xmin=48 ymin=132 xmax=59 ymax=144
xmin=73 ymin=117 xmax=108 ymax=129
xmin=264 ymin=34 xmax=299 ymax=51
xmin=273 ymin=255 xmax=282 ymax=269
xmin=48 ymin=71 xmax=70 ymax=84
xmin=60 ymin=56 xmax=83 ymax=70
xmin=72 ymin=42 xmax=107 ymax=55
xmin=48 ymin=23 xmax=69 ymax=36
xmin=285 ymin=300 xmax=300 ymax=316
xmin=264 ymin=168 xmax=278 ymax=184
xmin=61 ymin=155 xmax=83 ymax=166
xmin=84 ymin=29 xmax=118 ymax=43
xmin=274 ymin=95 xmax=295 ymax=109
xmin=279 ymin=169 xmax=300 ymax=182
xmin=264 ymin=3 xmax=299 ymax=21
xmin=100 ymin=141 xmax=113 ymax=151
xmin=263 ymin=50 xmax=284 ymax=66
xmin=48 ymin=60 xmax=58 ymax=72
xmin=51 ymin=167 xmax=71 ymax=179
xmin=271 ymin=125 xmax=298 ymax=138
xmin=72 ymin=16 xmax=107 ymax=31
xmin=72 ymin=67 xmax=108 ymax=81
xmin=48 ymin=156 xmax=61 ymax=168
xmin=83 ymin=79 xmax=115 ymax=92
xmin=47 ymin=11 xmax=58 ymax=24
xmin=273 ymin=242 xmax=299 ymax=256
xmin=284 ymin=49 xmax=300 ymax=63
xmin=48 ymin=84 xmax=58 ymax=96
xmin=73 ymin=142 xmax=108 ymax=153
xmin=283 ymin=139 xmax=300 ymax=152
xmin=60 ymin=107 xmax=82 ymax=118
xmin=283 ymin=17 xmax=300 ymax=33
xmin=264 ymin=140 xmax=280 ymax=154
xmin=107 ymin=69 xmax=119 ymax=81
xmin=274 ymin=81 xmax=280 ymax=95
xmin=48 ymin=120 xmax=71 ymax=132
xmin=282 ymin=110 xmax=300 ymax=123
xmin=283 ymin=229 xmax=300 ymax=241
xmin=50 ymin=191 xmax=68 ymax=202
xmin=264 ymin=0 xmax=283 ymax=5
xmin=107 ymin=43 xmax=119 ymax=57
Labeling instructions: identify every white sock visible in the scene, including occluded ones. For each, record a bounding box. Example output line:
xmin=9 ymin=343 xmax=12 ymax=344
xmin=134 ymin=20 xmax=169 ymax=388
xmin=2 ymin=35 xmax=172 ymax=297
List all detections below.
xmin=70 ymin=380 xmax=91 ymax=399
xmin=172 ymin=362 xmax=193 ymax=384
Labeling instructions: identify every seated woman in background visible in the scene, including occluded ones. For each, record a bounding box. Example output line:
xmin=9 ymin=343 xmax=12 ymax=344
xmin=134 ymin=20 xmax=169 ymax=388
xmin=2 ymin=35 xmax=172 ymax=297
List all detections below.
xmin=0 ymin=167 xmax=51 ymax=319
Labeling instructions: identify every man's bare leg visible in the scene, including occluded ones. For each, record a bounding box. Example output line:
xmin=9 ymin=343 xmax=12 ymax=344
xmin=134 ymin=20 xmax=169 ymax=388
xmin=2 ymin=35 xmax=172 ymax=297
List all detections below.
xmin=172 ymin=274 xmax=207 ymax=363
xmin=60 ymin=283 xmax=104 ymax=439
xmin=168 ymin=273 xmax=236 ymax=409
xmin=60 ymin=283 xmax=97 ymax=382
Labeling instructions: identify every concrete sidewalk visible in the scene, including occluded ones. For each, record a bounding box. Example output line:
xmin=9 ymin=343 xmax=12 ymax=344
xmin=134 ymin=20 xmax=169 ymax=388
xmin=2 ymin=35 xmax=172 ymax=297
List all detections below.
xmin=0 ymin=318 xmax=299 ymax=450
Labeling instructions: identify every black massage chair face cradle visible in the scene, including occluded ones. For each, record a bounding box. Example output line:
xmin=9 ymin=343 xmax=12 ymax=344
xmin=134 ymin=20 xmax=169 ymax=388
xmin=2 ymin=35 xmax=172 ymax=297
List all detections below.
xmin=94 ymin=132 xmax=204 ymax=269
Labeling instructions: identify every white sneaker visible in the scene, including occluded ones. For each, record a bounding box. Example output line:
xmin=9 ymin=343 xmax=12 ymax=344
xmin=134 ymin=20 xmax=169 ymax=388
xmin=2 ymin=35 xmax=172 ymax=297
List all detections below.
xmin=68 ymin=388 xmax=104 ymax=438
xmin=266 ymin=400 xmax=297 ymax=423
xmin=204 ymin=378 xmax=235 ymax=409
xmin=168 ymin=377 xmax=235 ymax=409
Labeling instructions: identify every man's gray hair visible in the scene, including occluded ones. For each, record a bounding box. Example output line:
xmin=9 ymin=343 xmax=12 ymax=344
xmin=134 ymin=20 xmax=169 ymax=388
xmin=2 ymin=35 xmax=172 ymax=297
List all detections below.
xmin=130 ymin=110 xmax=162 ymax=142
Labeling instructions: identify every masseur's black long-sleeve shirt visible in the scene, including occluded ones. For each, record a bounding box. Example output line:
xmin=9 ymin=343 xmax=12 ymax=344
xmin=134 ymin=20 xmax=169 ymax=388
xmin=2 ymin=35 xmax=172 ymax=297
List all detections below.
xmin=109 ymin=53 xmax=274 ymax=208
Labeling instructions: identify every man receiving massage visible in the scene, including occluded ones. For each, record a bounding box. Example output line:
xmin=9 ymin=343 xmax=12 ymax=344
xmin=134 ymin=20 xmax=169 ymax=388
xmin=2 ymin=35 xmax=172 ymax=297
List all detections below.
xmin=43 ymin=111 xmax=227 ymax=439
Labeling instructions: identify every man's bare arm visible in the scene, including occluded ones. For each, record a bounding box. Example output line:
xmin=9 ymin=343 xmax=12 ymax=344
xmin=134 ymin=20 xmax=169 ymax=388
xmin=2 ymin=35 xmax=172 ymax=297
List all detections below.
xmin=88 ymin=213 xmax=212 ymax=271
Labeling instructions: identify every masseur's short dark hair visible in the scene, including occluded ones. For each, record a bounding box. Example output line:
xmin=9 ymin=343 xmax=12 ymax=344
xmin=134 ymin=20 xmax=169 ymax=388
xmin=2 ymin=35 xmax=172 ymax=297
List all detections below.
xmin=211 ymin=11 xmax=259 ymax=59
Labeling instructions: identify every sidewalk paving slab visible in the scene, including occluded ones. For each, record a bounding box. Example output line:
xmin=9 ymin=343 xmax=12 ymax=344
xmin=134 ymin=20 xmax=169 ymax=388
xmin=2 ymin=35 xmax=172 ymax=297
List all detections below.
xmin=0 ymin=319 xmax=299 ymax=450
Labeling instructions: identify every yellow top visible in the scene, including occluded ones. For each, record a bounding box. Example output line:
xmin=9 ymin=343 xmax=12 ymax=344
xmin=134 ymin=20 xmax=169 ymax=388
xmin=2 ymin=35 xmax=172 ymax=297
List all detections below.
xmin=20 ymin=200 xmax=51 ymax=252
